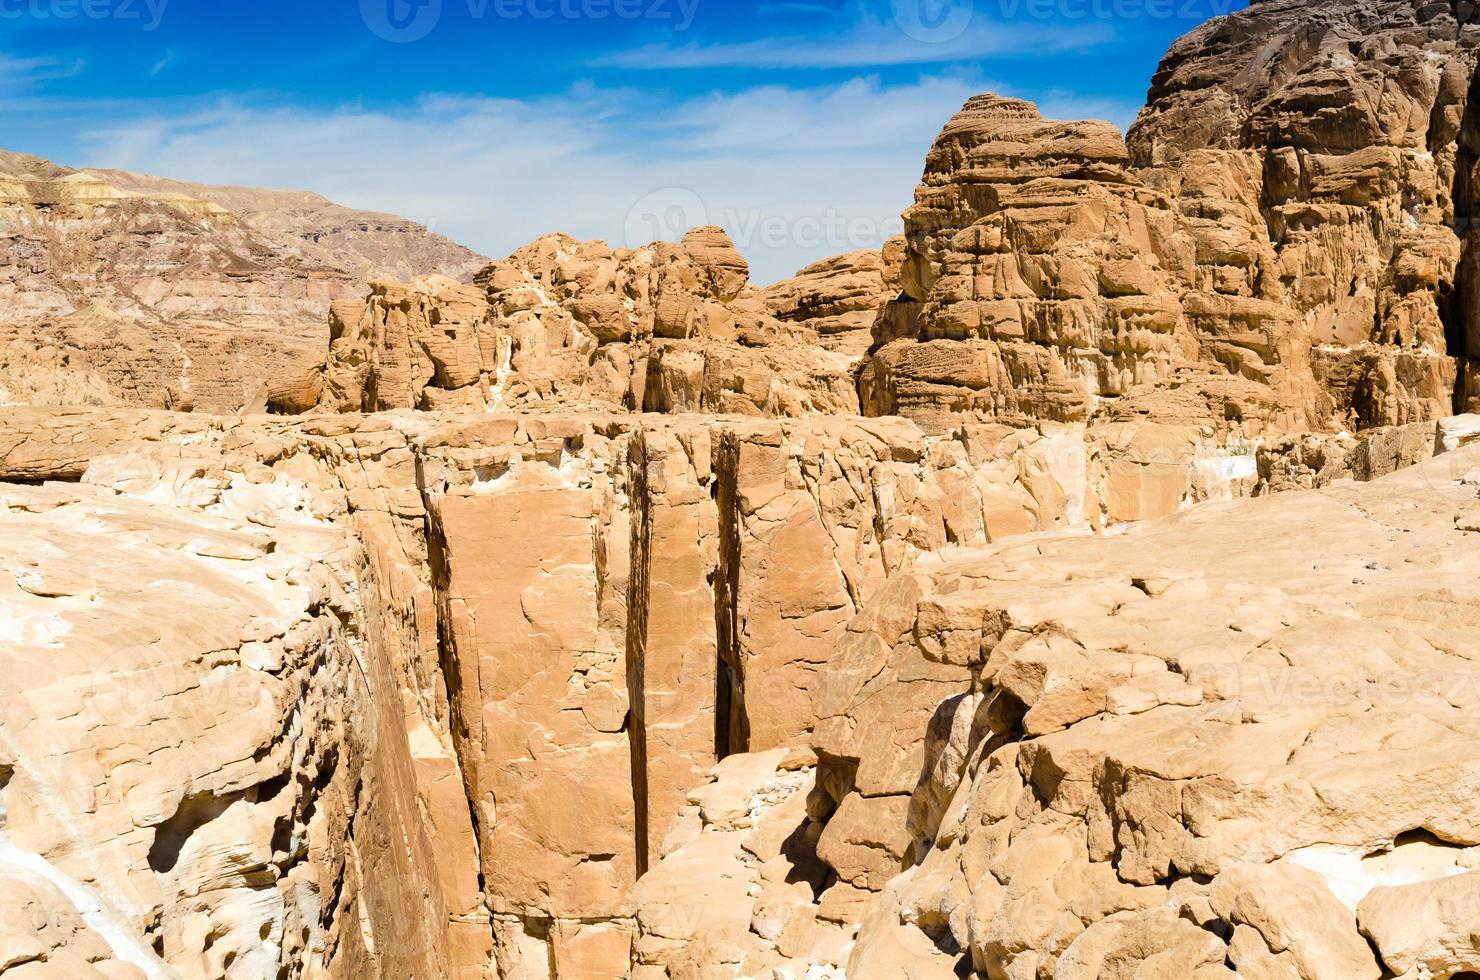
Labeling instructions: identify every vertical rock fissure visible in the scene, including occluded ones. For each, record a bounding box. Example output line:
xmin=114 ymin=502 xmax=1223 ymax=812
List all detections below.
xmin=1448 ymin=56 xmax=1479 ymax=414
xmin=624 ymin=431 xmax=653 ymax=878
xmin=713 ymin=431 xmax=748 ymax=759
xmin=422 ymin=500 xmax=496 ymax=953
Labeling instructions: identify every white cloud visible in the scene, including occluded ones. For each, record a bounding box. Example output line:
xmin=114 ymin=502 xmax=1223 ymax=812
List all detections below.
xmin=597 ymin=1 xmax=1110 ymax=69
xmin=1033 ymin=92 xmax=1141 ymax=133
xmin=76 ymin=76 xmax=989 ymax=284
xmin=72 ymin=72 xmax=1139 ymax=285
xmin=149 ymin=49 xmax=176 ymax=77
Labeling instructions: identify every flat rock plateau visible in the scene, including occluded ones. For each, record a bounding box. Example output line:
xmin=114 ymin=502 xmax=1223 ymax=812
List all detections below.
xmin=5 ymin=2 xmax=1480 ymax=978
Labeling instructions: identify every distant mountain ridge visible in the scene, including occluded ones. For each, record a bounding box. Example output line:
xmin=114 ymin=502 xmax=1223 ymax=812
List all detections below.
xmin=85 ymin=167 xmax=485 ymax=286
xmin=0 ymin=150 xmax=486 ymax=412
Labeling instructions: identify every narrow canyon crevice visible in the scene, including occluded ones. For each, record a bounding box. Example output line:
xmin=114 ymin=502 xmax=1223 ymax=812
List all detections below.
xmin=623 ymin=432 xmax=653 ymax=879
xmin=712 ymin=431 xmax=748 ymax=761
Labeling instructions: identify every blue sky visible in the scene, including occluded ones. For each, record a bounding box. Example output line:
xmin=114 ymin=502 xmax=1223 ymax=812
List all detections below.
xmin=0 ymin=0 xmax=1247 ymax=281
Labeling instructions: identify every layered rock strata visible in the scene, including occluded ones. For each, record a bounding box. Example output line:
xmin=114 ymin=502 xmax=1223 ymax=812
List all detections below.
xmin=1131 ymin=0 xmax=1479 ymax=430
xmin=864 ymin=95 xmax=1207 ymax=429
xmin=869 ymin=0 xmax=1480 ymax=440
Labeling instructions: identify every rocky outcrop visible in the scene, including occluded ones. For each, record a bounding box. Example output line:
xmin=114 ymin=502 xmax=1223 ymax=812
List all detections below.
xmin=762 ymin=238 xmax=904 ymax=358
xmin=0 ymin=151 xmax=484 ymax=413
xmin=0 ymin=398 xmax=1304 ymax=978
xmin=863 ymin=95 xmax=1204 ymax=428
xmin=2 ymin=399 xmax=1477 ymax=978
xmin=628 ymin=438 xmax=1480 ymax=979
xmin=0 ymin=440 xmax=457 ymax=978
xmin=869 ymin=0 xmax=1480 ymax=440
xmin=317 ymin=228 xmax=878 ymax=419
xmin=1130 ymin=0 xmax=1479 ymax=429
xmin=12 ymin=3 xmax=1480 ymax=978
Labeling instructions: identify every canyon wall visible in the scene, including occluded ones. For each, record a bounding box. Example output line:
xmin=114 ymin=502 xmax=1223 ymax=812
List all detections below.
xmin=869 ymin=0 xmax=1480 ymax=439
xmin=5 ymin=2 xmax=1480 ymax=979
xmin=4 ymin=402 xmax=1476 ymax=978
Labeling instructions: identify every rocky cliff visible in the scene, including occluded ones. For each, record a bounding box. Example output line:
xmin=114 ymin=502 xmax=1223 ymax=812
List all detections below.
xmin=311 ymin=227 xmax=878 ymax=420
xmin=869 ymin=0 xmax=1480 ymax=437
xmin=2 ymin=400 xmax=1476 ymax=978
xmin=7 ymin=1 xmax=1480 ymax=978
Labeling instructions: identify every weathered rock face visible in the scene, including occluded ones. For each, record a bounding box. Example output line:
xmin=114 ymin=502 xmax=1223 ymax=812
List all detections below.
xmin=0 ymin=400 xmax=1282 ymax=978
xmin=762 ymin=238 xmax=905 ymax=358
xmin=13 ymin=3 xmax=1480 ymax=979
xmin=0 ymin=418 xmax=460 ymax=979
xmin=871 ymin=1 xmax=1480 ymax=439
xmin=318 ymin=228 xmax=888 ymax=419
xmin=0 ymin=150 xmax=484 ymax=413
xmin=5 ymin=416 xmax=1480 ymax=980
xmin=864 ymin=95 xmax=1205 ymax=428
xmin=1130 ymin=0 xmax=1479 ymax=429
xmin=627 ymin=439 xmax=1480 ymax=979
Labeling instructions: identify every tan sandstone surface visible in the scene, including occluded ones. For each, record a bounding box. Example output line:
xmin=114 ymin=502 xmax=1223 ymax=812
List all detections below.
xmin=4 ymin=0 xmax=1480 ymax=978
xmin=0 ymin=403 xmax=1477 ymax=979
xmin=869 ymin=0 xmax=1480 ymax=444
xmin=311 ymin=227 xmax=888 ymax=420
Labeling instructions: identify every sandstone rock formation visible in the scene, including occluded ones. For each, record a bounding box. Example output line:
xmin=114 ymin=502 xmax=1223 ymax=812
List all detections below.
xmin=864 ymin=95 xmax=1204 ymax=428
xmin=762 ymin=238 xmax=905 ymax=358
xmin=0 ymin=406 xmax=1083 ymax=977
xmin=316 ymin=228 xmax=889 ymax=420
xmin=3 ymin=399 xmax=1475 ymax=978
xmin=0 ymin=151 xmax=484 ymax=412
xmin=869 ymin=0 xmax=1480 ymax=445
xmin=631 ymin=439 xmax=1480 ymax=979
xmin=8 ymin=1 xmax=1480 ymax=978
xmin=1131 ymin=0 xmax=1478 ymax=430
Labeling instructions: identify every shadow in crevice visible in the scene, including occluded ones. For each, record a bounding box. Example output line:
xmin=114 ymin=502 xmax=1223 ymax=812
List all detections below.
xmin=147 ymin=790 xmax=247 ymax=875
xmin=1448 ymin=66 xmax=1477 ymax=414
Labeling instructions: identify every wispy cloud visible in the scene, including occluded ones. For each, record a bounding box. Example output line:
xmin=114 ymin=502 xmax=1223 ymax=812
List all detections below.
xmin=0 ymin=53 xmax=86 ymax=93
xmin=1033 ymin=92 xmax=1142 ymax=133
xmin=149 ymin=49 xmax=177 ymax=77
xmin=596 ymin=2 xmax=1110 ymax=69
